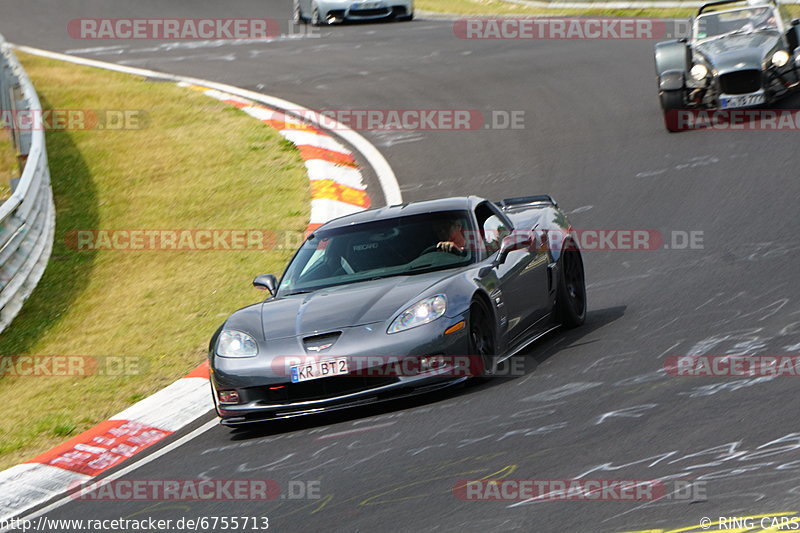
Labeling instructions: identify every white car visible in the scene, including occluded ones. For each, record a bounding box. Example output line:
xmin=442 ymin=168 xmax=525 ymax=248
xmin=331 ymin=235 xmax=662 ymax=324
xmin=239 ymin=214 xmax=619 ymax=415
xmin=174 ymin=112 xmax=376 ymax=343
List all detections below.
xmin=293 ymin=0 xmax=413 ymax=25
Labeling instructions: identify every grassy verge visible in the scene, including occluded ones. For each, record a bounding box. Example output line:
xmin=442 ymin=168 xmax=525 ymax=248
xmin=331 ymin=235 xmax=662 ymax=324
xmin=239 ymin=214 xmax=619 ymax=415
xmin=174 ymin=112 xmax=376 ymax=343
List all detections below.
xmin=0 ymin=52 xmax=309 ymax=470
xmin=418 ymin=0 xmax=800 ymax=18
xmin=0 ymin=128 xmax=18 ymax=201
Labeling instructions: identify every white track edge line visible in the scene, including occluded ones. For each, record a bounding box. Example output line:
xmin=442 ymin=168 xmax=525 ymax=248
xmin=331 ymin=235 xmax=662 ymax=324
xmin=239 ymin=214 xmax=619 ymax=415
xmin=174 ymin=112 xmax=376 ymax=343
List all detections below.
xmin=12 ymin=44 xmax=402 ymax=206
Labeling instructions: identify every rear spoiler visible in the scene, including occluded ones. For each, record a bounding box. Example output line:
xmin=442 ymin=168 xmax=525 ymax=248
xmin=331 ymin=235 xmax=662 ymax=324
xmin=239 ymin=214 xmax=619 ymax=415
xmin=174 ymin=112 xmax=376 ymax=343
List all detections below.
xmin=698 ymin=0 xmax=776 ymax=15
xmin=495 ymin=195 xmax=558 ymax=210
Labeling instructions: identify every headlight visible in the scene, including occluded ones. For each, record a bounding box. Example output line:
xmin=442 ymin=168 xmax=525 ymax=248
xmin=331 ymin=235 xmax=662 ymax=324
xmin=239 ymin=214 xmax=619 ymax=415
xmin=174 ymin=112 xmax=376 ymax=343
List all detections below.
xmin=772 ymin=50 xmax=790 ymax=67
xmin=216 ymin=330 xmax=258 ymax=357
xmin=690 ymin=64 xmax=709 ymax=81
xmin=388 ymin=295 xmax=447 ymax=334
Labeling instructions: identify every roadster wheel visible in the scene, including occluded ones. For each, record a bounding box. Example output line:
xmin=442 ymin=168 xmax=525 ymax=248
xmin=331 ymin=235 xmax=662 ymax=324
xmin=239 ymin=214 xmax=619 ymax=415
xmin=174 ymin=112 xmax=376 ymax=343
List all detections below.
xmin=311 ymin=8 xmax=322 ymax=26
xmin=555 ymin=241 xmax=586 ymax=328
xmin=292 ymin=1 xmax=307 ymax=24
xmin=468 ymin=298 xmax=496 ymax=377
xmin=660 ymin=90 xmax=686 ymax=132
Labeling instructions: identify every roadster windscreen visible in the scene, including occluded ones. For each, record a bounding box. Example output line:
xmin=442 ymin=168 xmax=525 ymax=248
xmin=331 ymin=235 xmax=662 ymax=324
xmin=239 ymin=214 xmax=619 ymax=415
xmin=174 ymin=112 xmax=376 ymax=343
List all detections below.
xmin=279 ymin=210 xmax=479 ymax=295
xmin=696 ymin=7 xmax=779 ymax=39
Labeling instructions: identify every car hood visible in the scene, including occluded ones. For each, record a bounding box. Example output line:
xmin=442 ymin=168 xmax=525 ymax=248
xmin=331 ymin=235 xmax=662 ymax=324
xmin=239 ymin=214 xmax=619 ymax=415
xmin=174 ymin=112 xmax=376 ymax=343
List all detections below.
xmin=695 ymin=32 xmax=780 ymax=73
xmin=259 ymin=272 xmax=454 ymax=339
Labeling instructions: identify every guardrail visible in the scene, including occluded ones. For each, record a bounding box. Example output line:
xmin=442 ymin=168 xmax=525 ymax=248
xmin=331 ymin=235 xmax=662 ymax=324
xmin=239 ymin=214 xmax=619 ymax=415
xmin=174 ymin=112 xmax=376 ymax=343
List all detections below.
xmin=0 ymin=33 xmax=55 ymax=335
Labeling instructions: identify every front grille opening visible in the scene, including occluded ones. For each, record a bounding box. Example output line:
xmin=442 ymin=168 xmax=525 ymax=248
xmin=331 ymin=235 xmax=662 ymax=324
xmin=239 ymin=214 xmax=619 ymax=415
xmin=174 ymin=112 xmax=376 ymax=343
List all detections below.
xmin=302 ymin=332 xmax=341 ymax=352
xmin=349 ymin=7 xmax=391 ymax=16
xmin=719 ymin=70 xmax=762 ymax=95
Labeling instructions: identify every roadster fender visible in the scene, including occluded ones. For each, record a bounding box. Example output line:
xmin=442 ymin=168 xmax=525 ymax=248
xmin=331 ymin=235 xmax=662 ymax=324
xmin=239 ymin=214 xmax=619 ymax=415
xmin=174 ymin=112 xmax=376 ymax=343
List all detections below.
xmin=655 ymin=39 xmax=691 ymax=78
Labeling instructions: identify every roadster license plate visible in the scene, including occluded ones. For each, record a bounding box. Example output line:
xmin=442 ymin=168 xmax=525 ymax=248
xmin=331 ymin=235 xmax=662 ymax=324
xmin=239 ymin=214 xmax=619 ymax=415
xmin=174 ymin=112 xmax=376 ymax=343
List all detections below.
xmin=720 ymin=92 xmax=765 ymax=109
xmin=291 ymin=357 xmax=348 ymax=383
xmin=352 ymin=2 xmax=382 ymax=9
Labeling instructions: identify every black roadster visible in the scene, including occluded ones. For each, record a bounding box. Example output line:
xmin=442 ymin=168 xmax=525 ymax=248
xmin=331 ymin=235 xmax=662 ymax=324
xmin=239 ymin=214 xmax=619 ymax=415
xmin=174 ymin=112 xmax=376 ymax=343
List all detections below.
xmin=655 ymin=0 xmax=800 ymax=131
xmin=208 ymin=195 xmax=586 ymax=425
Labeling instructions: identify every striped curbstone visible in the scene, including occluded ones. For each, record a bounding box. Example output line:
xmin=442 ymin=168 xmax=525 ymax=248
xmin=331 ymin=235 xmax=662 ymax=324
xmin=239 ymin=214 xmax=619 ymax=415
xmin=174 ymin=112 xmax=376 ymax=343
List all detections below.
xmin=179 ymin=83 xmax=372 ymax=234
xmin=0 ymin=77 xmax=376 ymax=523
xmin=0 ymin=363 xmax=211 ymax=521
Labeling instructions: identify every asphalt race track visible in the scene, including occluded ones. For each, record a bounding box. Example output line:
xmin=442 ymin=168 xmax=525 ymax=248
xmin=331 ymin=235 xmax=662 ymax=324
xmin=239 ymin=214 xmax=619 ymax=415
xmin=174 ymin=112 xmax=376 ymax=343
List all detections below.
xmin=3 ymin=1 xmax=800 ymax=531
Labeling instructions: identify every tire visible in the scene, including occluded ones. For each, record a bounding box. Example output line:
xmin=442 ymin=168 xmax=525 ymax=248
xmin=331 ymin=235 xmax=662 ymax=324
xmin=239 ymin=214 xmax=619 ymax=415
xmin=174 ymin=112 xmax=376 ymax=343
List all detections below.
xmin=292 ymin=0 xmax=307 ymax=24
xmin=311 ymin=8 xmax=322 ymax=26
xmin=660 ymin=90 xmax=686 ymax=132
xmin=397 ymin=13 xmax=413 ymax=21
xmin=467 ymin=297 xmax=496 ymax=378
xmin=555 ymin=241 xmax=586 ymax=328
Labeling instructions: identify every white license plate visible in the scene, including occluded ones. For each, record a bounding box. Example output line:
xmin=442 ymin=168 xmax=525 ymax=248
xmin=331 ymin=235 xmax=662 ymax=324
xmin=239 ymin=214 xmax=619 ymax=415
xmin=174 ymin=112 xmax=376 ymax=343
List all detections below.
xmin=291 ymin=357 xmax=348 ymax=383
xmin=720 ymin=92 xmax=765 ymax=109
xmin=352 ymin=2 xmax=382 ymax=9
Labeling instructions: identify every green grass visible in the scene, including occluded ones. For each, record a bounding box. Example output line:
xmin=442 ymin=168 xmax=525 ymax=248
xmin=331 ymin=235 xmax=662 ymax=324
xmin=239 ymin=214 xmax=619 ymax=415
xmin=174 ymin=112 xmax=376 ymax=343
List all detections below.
xmin=0 ymin=52 xmax=309 ymax=469
xmin=0 ymin=128 xmax=18 ymax=201
xmin=419 ymin=0 xmax=800 ymax=18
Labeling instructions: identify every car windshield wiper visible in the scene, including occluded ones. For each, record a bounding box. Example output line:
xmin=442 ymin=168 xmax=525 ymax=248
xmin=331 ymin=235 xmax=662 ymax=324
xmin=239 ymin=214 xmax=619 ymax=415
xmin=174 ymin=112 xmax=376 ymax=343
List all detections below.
xmin=283 ymin=289 xmax=314 ymax=296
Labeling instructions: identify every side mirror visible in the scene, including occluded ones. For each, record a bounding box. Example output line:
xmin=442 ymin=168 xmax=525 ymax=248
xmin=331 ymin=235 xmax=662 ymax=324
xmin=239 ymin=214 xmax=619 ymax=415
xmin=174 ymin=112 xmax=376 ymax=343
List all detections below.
xmin=792 ymin=18 xmax=799 ymax=26
xmin=494 ymin=233 xmax=532 ymax=267
xmin=253 ymin=274 xmax=277 ymax=295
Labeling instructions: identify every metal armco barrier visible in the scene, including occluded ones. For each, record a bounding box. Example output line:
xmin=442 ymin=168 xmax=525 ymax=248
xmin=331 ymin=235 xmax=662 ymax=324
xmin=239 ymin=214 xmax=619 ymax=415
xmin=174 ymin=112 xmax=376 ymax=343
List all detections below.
xmin=0 ymin=33 xmax=55 ymax=335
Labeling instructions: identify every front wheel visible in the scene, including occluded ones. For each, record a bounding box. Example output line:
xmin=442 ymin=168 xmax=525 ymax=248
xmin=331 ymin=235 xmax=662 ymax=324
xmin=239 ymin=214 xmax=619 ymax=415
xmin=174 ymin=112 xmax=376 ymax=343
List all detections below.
xmin=311 ymin=8 xmax=322 ymax=26
xmin=555 ymin=241 xmax=586 ymax=328
xmin=467 ymin=298 xmax=496 ymax=378
xmin=660 ymin=90 xmax=686 ymax=132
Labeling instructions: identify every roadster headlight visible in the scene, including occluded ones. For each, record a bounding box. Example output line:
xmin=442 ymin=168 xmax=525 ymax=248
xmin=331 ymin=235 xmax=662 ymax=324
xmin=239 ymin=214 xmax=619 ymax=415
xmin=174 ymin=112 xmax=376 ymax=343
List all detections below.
xmin=772 ymin=50 xmax=790 ymax=67
xmin=216 ymin=330 xmax=258 ymax=357
xmin=388 ymin=295 xmax=447 ymax=334
xmin=690 ymin=64 xmax=709 ymax=81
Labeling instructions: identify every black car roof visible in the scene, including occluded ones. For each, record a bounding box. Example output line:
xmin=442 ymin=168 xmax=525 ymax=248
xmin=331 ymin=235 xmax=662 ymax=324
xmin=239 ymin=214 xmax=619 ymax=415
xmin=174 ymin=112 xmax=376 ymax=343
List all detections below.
xmin=318 ymin=196 xmax=482 ymax=231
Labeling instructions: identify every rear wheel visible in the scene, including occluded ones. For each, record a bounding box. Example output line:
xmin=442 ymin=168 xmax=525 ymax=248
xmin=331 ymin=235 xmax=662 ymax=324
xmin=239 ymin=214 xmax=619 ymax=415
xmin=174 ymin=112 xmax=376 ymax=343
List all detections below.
xmin=555 ymin=241 xmax=586 ymax=328
xmin=660 ymin=90 xmax=686 ymax=132
xmin=468 ymin=298 xmax=496 ymax=377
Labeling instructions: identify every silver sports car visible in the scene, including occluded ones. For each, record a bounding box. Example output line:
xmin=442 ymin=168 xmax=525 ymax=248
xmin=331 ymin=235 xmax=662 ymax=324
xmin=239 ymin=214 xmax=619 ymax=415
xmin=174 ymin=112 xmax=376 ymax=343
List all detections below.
xmin=293 ymin=0 xmax=413 ymax=25
xmin=208 ymin=195 xmax=586 ymax=425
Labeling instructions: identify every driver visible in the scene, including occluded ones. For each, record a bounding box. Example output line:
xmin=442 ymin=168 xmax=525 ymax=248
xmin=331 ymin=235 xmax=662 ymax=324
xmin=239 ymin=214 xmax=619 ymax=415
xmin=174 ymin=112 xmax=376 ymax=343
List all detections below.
xmin=434 ymin=218 xmax=466 ymax=254
xmin=743 ymin=7 xmax=776 ymax=31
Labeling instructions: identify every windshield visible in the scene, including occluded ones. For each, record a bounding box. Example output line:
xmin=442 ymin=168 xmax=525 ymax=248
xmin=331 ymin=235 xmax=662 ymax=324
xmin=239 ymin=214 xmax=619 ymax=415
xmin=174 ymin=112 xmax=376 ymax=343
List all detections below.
xmin=279 ymin=210 xmax=478 ymax=295
xmin=695 ymin=6 xmax=779 ymax=40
